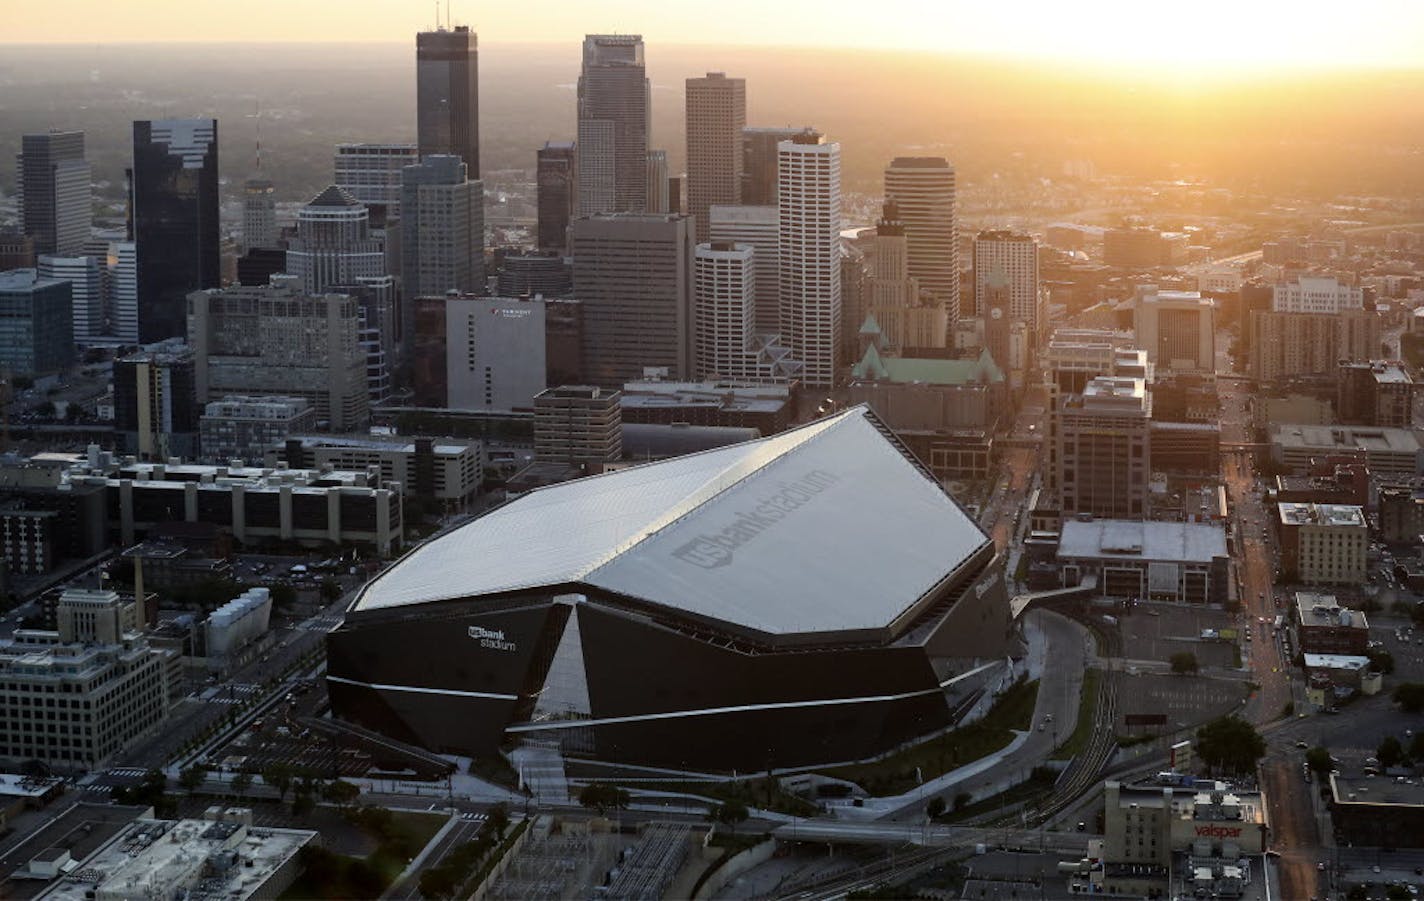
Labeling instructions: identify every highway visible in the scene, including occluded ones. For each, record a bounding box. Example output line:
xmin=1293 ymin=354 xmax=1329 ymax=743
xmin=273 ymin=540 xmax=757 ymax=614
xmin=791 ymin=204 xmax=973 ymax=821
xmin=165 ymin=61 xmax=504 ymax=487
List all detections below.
xmin=771 ymin=817 xmax=1091 ymax=854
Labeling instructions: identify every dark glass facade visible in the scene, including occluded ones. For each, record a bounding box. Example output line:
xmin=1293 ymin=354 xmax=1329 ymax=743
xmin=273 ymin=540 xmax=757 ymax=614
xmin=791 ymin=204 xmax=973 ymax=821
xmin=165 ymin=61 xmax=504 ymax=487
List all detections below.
xmin=416 ymin=27 xmax=479 ymax=177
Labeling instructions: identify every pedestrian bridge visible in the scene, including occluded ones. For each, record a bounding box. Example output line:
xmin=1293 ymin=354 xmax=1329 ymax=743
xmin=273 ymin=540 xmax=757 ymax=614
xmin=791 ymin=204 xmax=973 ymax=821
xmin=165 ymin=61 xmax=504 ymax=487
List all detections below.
xmin=1008 ymin=576 xmax=1098 ymax=620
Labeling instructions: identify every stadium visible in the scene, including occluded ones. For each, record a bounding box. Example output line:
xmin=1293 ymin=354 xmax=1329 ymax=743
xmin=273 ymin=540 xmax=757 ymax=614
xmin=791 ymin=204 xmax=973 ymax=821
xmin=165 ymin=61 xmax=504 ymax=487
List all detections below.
xmin=327 ymin=405 xmax=1013 ymax=772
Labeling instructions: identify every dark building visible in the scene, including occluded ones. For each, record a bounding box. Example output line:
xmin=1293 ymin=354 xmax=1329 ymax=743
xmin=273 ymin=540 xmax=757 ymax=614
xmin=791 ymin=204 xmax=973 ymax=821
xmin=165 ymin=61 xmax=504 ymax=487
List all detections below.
xmin=1338 ymin=361 xmax=1415 ymax=428
xmin=741 ymin=127 xmax=803 ymax=207
xmin=18 ymin=131 xmax=91 ymax=257
xmin=536 ymin=142 xmax=576 ymax=252
xmin=410 ymin=297 xmax=448 ymax=408
xmin=0 ymin=470 xmax=107 ymax=572
xmin=113 ymin=344 xmax=199 ymax=460
xmin=0 ymin=230 xmax=36 ymax=270
xmin=495 ymin=250 xmax=573 ymax=298
xmin=544 ymin=297 xmax=585 ymax=387
xmin=416 ymin=26 xmax=480 ymax=177
xmin=235 ymin=247 xmax=287 ymax=287
xmin=326 ymin=405 xmax=1011 ymax=772
xmin=619 ymin=381 xmax=793 ymax=435
xmin=577 ymin=34 xmax=650 ymax=215
xmin=130 ymin=119 xmax=220 ymax=343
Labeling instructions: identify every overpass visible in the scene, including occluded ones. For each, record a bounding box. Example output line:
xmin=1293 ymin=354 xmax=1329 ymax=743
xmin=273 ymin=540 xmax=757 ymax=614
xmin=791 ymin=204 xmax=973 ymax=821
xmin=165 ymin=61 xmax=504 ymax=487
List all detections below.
xmin=1009 ymin=576 xmax=1098 ymax=620
xmin=772 ymin=818 xmax=1092 ymax=854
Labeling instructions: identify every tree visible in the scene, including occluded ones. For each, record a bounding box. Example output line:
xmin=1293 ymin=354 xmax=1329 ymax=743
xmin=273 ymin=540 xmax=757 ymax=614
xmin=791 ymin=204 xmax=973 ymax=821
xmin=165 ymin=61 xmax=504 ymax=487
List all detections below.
xmin=1170 ymin=652 xmax=1199 ymax=675
xmin=320 ymin=578 xmax=342 ymax=602
xmin=1393 ymin=683 xmax=1424 ymax=714
xmin=1369 ymin=648 xmax=1396 ymax=675
xmin=262 ymin=763 xmax=295 ymax=802
xmin=179 ymin=764 xmax=209 ymax=795
xmin=1194 ymin=715 xmax=1266 ymax=775
xmin=322 ymin=779 xmax=361 ymax=809
xmin=487 ymin=801 xmax=510 ymax=840
xmin=577 ymin=782 xmax=629 ymax=816
xmin=292 ymin=790 xmax=316 ymax=818
xmin=1378 ymin=736 xmax=1405 ymax=769
xmin=714 ymin=800 xmax=749 ymax=835
xmin=1305 ymin=747 xmax=1334 ymax=777
xmin=926 ymin=796 xmax=946 ymax=820
xmin=230 ymin=771 xmax=253 ymax=800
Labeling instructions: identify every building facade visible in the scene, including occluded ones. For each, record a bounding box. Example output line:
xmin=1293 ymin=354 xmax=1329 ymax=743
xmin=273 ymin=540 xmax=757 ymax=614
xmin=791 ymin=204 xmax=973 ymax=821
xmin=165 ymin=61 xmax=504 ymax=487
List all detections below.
xmin=533 ymin=385 xmax=622 ymax=464
xmin=536 ymin=141 xmax=577 ymax=252
xmin=709 ymin=204 xmax=779 ymax=336
xmin=130 ymin=119 xmax=220 ymax=343
xmin=416 ymin=25 xmax=480 ymax=176
xmin=972 ymin=229 xmax=1038 ymax=331
xmin=1272 ymin=275 xmax=1363 ymax=314
xmin=1056 ymin=376 xmax=1152 ymax=520
xmin=199 ymin=396 xmax=318 ymax=464
xmin=333 ymin=143 xmax=418 ymax=221
xmin=285 ymin=186 xmax=386 ymax=294
xmin=0 ymin=269 xmax=74 ymax=377
xmin=1276 ymin=502 xmax=1367 ymax=585
xmin=741 ymin=126 xmax=804 ymax=207
xmin=1133 ymin=286 xmax=1216 ymax=375
xmin=695 ymin=241 xmax=756 ymax=380
xmin=577 ymin=34 xmax=650 ymax=216
xmin=778 ymin=134 xmax=842 ymax=388
xmin=1251 ymin=309 xmax=1382 ymax=381
xmin=400 ymin=154 xmax=484 ymax=341
xmin=1338 ymin=361 xmax=1414 ymax=428
xmin=884 ymin=157 xmax=958 ymax=326
xmin=685 ymin=72 xmax=746 ymax=239
xmin=443 ymin=295 xmax=549 ymax=411
xmin=241 ymin=178 xmax=277 ymax=250
xmin=571 ymin=213 xmax=695 ymax=385
xmin=276 ymin=435 xmax=483 ymax=511
xmin=114 ymin=342 xmax=199 ymax=460
xmin=17 ymin=131 xmax=91 ymax=257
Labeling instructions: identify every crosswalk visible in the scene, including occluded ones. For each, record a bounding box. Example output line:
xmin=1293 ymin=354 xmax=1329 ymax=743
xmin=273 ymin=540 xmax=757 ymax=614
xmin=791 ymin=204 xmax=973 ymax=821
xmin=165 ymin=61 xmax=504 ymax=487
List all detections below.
xmin=108 ymin=767 xmax=148 ymax=777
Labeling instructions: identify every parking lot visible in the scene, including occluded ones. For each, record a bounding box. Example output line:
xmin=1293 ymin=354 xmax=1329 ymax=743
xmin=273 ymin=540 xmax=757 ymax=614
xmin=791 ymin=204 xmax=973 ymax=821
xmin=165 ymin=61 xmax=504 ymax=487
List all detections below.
xmin=1117 ymin=672 xmax=1249 ymax=733
xmin=1120 ymin=603 xmax=1238 ymax=668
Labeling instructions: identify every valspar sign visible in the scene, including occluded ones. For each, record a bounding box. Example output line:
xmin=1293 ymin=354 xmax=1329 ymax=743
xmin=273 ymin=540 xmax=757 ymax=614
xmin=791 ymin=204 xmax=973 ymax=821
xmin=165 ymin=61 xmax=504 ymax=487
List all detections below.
xmin=1193 ymin=825 xmax=1242 ymax=839
xmin=469 ymin=625 xmax=517 ymax=652
xmin=672 ymin=470 xmax=840 ymax=569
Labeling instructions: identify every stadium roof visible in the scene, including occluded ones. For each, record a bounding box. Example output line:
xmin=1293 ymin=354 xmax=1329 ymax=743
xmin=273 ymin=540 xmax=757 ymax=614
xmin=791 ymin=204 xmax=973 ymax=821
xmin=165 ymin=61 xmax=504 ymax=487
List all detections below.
xmin=353 ymin=405 xmax=991 ymax=639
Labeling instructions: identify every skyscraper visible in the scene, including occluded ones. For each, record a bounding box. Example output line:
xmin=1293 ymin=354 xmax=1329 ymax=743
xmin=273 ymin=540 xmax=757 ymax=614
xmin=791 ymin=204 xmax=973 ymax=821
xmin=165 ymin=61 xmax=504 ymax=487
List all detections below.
xmin=884 ymin=157 xmax=958 ymax=327
xmin=106 ymin=241 xmax=138 ymax=343
xmin=536 ymin=142 xmax=577 ymax=252
xmin=741 ymin=127 xmax=804 ymax=206
xmin=0 ymin=270 xmax=74 ymax=377
xmin=972 ymin=229 xmax=1038 ymax=328
xmin=685 ymin=72 xmax=746 ymax=239
xmin=577 ymin=34 xmax=650 ymax=216
xmin=130 ymin=119 xmax=220 ymax=343
xmin=17 ymin=131 xmax=91 ymax=257
xmin=285 ymin=186 xmax=386 ymax=294
xmin=695 ymin=241 xmax=755 ymax=379
xmin=864 ymin=200 xmax=947 ymax=352
xmin=400 ymin=155 xmax=484 ymax=343
xmin=709 ymin=204 xmax=779 ymax=335
xmin=778 ymin=132 xmax=842 ymax=388
xmin=570 ymin=213 xmax=694 ymax=385
xmin=416 ymin=25 xmax=479 ymax=177
xmin=334 ymin=143 xmax=419 ymax=222
xmin=242 ymin=178 xmax=277 ymax=250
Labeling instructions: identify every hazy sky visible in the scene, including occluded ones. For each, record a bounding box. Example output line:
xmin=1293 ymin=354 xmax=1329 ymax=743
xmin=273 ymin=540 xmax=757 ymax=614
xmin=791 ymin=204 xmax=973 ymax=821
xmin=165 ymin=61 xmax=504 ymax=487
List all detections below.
xmin=8 ymin=0 xmax=1424 ymax=71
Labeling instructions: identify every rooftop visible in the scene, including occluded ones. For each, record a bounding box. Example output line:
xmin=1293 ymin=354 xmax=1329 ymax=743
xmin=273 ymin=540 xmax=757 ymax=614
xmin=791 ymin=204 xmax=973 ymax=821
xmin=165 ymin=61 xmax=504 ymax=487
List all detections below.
xmin=850 ymin=345 xmax=1004 ymax=386
xmin=1057 ymin=519 xmax=1228 ymax=564
xmin=353 ymin=406 xmax=991 ymax=640
xmin=1276 ymin=502 xmax=1366 ymax=528
xmin=1332 ymin=771 xmax=1424 ymax=808
xmin=0 ymin=269 xmax=67 ymax=293
xmin=1303 ymin=653 xmax=1371 ymax=670
xmin=620 ymin=381 xmax=791 ymax=415
xmin=1270 ymin=424 xmax=1422 ymax=453
xmin=1294 ymin=592 xmax=1368 ymax=630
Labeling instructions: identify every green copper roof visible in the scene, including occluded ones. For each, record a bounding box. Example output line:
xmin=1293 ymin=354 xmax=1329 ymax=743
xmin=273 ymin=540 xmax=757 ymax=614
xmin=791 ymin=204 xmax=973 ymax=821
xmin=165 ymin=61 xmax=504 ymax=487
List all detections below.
xmin=852 ymin=345 xmax=1005 ymax=385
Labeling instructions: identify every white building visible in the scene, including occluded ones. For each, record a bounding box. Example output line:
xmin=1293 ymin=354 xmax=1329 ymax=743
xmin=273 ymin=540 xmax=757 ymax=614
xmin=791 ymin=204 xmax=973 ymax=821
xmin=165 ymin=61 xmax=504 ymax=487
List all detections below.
xmin=106 ymin=241 xmax=138 ymax=343
xmin=778 ymin=133 xmax=842 ymax=388
xmin=884 ymin=156 xmax=958 ymax=325
xmin=206 ymin=587 xmax=272 ymax=660
xmin=710 ymin=204 xmax=779 ymax=335
xmin=1272 ymin=275 xmax=1364 ymax=314
xmin=444 ymin=295 xmax=549 ymax=412
xmin=972 ymin=230 xmax=1039 ymax=331
xmin=37 ymin=254 xmax=104 ymax=344
xmin=695 ymin=241 xmax=755 ymax=379
xmin=334 ymin=143 xmax=418 ymax=218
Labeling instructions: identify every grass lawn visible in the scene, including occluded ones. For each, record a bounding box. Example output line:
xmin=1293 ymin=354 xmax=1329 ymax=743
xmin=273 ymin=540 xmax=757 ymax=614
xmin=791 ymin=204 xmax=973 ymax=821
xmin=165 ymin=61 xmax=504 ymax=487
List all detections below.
xmin=1051 ymin=668 xmax=1099 ymax=761
xmin=820 ymin=679 xmax=1040 ymax=797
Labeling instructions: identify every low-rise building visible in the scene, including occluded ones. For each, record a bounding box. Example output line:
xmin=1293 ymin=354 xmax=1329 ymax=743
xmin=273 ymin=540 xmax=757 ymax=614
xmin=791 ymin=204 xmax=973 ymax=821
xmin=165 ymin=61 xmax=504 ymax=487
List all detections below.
xmin=205 ymin=588 xmax=272 ymax=660
xmin=1293 ymin=592 xmax=1369 ymax=655
xmin=1056 ymin=518 xmax=1229 ymax=604
xmin=1331 ymin=771 xmax=1424 ymax=848
xmin=272 ymin=434 xmax=483 ymax=512
xmin=199 ymin=396 xmax=318 ymax=464
xmin=39 ymin=809 xmax=316 ymax=901
xmin=1104 ymin=780 xmax=1267 ymax=868
xmin=619 ymin=380 xmax=795 ymax=435
xmin=0 ymin=589 xmax=175 ymax=770
xmin=1378 ymin=483 xmax=1424 ymax=543
xmin=1338 ymin=361 xmax=1415 ymax=428
xmin=1276 ymin=502 xmax=1367 ymax=585
xmin=1270 ymin=424 xmax=1422 ymax=477
xmin=533 ymin=386 xmax=622 ymax=466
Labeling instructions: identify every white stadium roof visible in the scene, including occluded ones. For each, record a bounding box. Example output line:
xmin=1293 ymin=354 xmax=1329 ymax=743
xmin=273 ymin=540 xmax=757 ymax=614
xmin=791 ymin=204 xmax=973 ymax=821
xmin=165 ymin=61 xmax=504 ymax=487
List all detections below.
xmin=354 ymin=405 xmax=991 ymax=638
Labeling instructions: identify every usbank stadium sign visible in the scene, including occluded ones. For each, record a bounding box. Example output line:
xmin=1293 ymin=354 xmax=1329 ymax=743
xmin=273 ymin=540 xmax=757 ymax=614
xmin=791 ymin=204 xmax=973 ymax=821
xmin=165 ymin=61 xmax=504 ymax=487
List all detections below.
xmin=671 ymin=470 xmax=840 ymax=570
xmin=469 ymin=625 xmax=517 ymax=652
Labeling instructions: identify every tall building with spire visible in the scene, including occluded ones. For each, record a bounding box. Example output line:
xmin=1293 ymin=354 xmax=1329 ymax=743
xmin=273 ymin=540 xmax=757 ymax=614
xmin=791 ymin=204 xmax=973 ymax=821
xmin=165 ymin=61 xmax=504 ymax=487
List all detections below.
xmin=884 ymin=157 xmax=958 ymax=328
xmin=17 ymin=131 xmax=91 ymax=257
xmin=577 ymin=34 xmax=649 ymax=216
xmin=130 ymin=118 xmax=220 ymax=343
xmin=416 ymin=24 xmax=480 ymax=177
xmin=685 ymin=72 xmax=746 ymax=240
xmin=864 ymin=200 xmax=946 ymax=353
xmin=777 ymin=131 xmax=841 ymax=388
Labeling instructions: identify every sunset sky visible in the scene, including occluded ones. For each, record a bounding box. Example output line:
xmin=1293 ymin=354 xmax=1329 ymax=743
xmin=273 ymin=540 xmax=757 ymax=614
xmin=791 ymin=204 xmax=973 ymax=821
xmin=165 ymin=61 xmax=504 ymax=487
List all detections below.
xmin=7 ymin=0 xmax=1424 ymax=71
